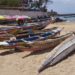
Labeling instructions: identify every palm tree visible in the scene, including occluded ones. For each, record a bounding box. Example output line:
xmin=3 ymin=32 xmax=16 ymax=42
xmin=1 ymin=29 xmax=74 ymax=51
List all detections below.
xmin=28 ymin=0 xmax=53 ymax=11
xmin=44 ymin=0 xmax=53 ymax=8
xmin=38 ymin=0 xmax=53 ymax=7
xmin=38 ymin=0 xmax=53 ymax=11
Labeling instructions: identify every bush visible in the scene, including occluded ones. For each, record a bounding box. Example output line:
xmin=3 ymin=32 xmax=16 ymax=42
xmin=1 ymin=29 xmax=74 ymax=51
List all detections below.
xmin=0 ymin=0 xmax=7 ymax=5
xmin=0 ymin=0 xmax=21 ymax=7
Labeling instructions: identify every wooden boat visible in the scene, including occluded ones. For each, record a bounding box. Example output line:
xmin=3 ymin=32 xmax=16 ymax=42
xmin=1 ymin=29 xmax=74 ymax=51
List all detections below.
xmin=0 ymin=15 xmax=31 ymax=24
xmin=0 ymin=27 xmax=59 ymax=41
xmin=31 ymin=20 xmax=50 ymax=30
xmin=0 ymin=27 xmax=28 ymax=35
xmin=13 ymin=27 xmax=63 ymax=41
xmin=0 ymin=32 xmax=73 ymax=52
xmin=38 ymin=34 xmax=75 ymax=72
xmin=0 ymin=28 xmax=62 ymax=48
xmin=15 ymin=32 xmax=73 ymax=52
xmin=0 ymin=15 xmax=51 ymax=25
xmin=9 ymin=27 xmax=62 ymax=42
xmin=0 ymin=21 xmax=50 ymax=35
xmin=0 ymin=34 xmax=14 ymax=41
xmin=0 ymin=26 xmax=58 ymax=34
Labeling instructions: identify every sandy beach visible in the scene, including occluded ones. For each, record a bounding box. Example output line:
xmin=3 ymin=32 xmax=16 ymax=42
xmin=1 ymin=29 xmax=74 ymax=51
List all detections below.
xmin=0 ymin=22 xmax=75 ymax=75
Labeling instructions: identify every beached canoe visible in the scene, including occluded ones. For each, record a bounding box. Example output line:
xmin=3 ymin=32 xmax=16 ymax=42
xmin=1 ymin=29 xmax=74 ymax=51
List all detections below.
xmin=0 ymin=26 xmax=58 ymax=35
xmin=8 ymin=27 xmax=62 ymax=42
xmin=0 ymin=27 xmax=63 ymax=50
xmin=0 ymin=30 xmax=61 ymax=48
xmin=0 ymin=27 xmax=60 ymax=41
xmin=0 ymin=21 xmax=50 ymax=35
xmin=0 ymin=15 xmax=31 ymax=24
xmin=15 ymin=32 xmax=73 ymax=52
xmin=0 ymin=27 xmax=30 ymax=35
xmin=38 ymin=34 xmax=75 ymax=72
xmin=0 ymin=32 xmax=72 ymax=52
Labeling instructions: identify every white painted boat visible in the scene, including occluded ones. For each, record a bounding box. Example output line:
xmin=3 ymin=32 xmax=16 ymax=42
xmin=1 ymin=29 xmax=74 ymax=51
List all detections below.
xmin=38 ymin=35 xmax=75 ymax=72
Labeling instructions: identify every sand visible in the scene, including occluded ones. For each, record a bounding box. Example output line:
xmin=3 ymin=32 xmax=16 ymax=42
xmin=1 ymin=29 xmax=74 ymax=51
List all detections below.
xmin=0 ymin=22 xmax=75 ymax=75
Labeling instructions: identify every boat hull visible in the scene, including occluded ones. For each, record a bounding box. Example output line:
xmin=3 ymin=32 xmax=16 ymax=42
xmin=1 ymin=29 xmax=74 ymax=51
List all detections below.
xmin=14 ymin=33 xmax=73 ymax=52
xmin=38 ymin=34 xmax=75 ymax=72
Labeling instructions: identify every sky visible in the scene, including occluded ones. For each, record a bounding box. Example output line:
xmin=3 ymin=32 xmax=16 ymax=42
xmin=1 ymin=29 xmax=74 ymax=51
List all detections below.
xmin=47 ymin=0 xmax=75 ymax=14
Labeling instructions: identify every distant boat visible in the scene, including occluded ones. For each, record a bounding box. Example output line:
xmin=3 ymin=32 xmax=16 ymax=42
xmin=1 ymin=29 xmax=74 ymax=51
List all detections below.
xmin=0 ymin=15 xmax=31 ymax=24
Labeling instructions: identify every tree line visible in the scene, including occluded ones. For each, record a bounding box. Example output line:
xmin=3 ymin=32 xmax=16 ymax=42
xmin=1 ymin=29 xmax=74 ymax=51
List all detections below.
xmin=0 ymin=0 xmax=21 ymax=7
xmin=0 ymin=0 xmax=52 ymax=7
xmin=0 ymin=0 xmax=53 ymax=12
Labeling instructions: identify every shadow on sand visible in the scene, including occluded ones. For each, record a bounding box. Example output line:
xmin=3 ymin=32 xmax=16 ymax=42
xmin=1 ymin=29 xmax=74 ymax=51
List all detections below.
xmin=22 ymin=48 xmax=53 ymax=58
xmin=0 ymin=48 xmax=75 ymax=73
xmin=0 ymin=49 xmax=22 ymax=56
xmin=0 ymin=48 xmax=53 ymax=56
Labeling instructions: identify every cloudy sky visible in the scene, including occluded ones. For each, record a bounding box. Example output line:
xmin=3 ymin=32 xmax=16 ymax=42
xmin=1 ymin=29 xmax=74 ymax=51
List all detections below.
xmin=47 ymin=0 xmax=75 ymax=14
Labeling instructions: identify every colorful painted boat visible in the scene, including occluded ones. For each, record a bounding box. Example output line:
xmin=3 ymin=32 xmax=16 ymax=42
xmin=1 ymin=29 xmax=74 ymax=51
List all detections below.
xmin=0 ymin=27 xmax=59 ymax=41
xmin=0 ymin=32 xmax=72 ymax=52
xmin=0 ymin=21 xmax=50 ymax=36
xmin=15 ymin=32 xmax=73 ymax=52
xmin=0 ymin=28 xmax=63 ymax=50
xmin=0 ymin=15 xmax=31 ymax=24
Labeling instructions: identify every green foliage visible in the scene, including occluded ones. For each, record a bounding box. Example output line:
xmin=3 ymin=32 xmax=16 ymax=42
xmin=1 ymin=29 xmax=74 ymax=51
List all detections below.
xmin=48 ymin=10 xmax=58 ymax=16
xmin=0 ymin=0 xmax=21 ymax=7
xmin=31 ymin=1 xmax=40 ymax=8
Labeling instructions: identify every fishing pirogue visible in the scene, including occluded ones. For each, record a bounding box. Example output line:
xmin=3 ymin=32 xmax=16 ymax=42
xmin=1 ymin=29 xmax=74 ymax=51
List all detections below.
xmin=0 ymin=27 xmax=60 ymax=41
xmin=0 ymin=20 xmax=50 ymax=35
xmin=15 ymin=32 xmax=73 ymax=52
xmin=0 ymin=27 xmax=62 ymax=49
xmin=0 ymin=27 xmax=62 ymax=50
xmin=0 ymin=32 xmax=72 ymax=52
xmin=0 ymin=15 xmax=51 ymax=25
